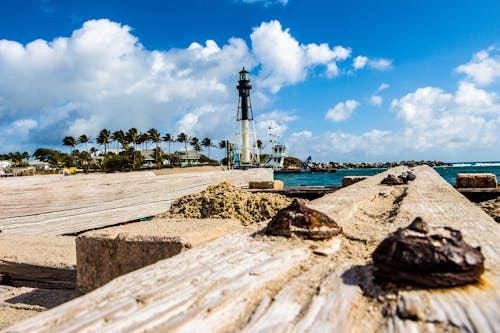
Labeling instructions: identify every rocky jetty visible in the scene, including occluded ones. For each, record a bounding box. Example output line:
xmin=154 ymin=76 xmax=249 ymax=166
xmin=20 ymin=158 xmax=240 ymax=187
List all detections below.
xmin=316 ymin=160 xmax=450 ymax=170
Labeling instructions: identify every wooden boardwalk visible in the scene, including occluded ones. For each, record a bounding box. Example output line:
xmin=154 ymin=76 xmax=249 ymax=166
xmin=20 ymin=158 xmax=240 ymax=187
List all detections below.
xmin=5 ymin=166 xmax=499 ymax=332
xmin=0 ymin=169 xmax=272 ymax=236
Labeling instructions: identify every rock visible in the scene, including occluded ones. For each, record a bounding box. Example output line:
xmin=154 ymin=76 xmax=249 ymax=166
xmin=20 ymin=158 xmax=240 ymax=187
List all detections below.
xmin=456 ymin=173 xmax=498 ymax=188
xmin=402 ymin=170 xmax=416 ymax=182
xmin=380 ymin=170 xmax=416 ymax=185
xmin=380 ymin=174 xmax=405 ymax=185
xmin=372 ymin=217 xmax=485 ymax=288
xmin=342 ymin=176 xmax=369 ymax=187
xmin=265 ymin=198 xmax=342 ymax=240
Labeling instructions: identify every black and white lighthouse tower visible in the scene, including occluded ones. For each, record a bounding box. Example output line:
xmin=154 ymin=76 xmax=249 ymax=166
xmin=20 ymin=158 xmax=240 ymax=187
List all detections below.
xmin=236 ymin=67 xmax=259 ymax=165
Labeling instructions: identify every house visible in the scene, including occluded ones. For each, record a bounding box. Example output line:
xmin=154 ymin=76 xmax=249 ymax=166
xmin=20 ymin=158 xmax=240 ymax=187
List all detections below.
xmin=29 ymin=159 xmax=51 ymax=171
xmin=175 ymin=150 xmax=201 ymax=166
xmin=141 ymin=149 xmax=156 ymax=168
xmin=140 ymin=149 xmax=172 ymax=168
xmin=0 ymin=160 xmax=12 ymax=170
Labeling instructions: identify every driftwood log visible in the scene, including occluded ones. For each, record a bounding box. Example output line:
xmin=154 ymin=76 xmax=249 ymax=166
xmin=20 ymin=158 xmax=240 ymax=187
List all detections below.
xmin=4 ymin=166 xmax=500 ymax=332
xmin=0 ymin=169 xmax=271 ymax=235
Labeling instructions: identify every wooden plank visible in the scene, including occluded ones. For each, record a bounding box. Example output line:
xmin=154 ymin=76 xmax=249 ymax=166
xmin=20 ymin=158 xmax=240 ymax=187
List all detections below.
xmin=5 ymin=232 xmax=311 ymax=332
xmin=4 ymin=166 xmax=499 ymax=332
xmin=0 ymin=169 xmax=272 ymax=235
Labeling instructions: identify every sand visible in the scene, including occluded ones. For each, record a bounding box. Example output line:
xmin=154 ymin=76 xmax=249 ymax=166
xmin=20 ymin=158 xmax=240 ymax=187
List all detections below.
xmin=158 ymin=181 xmax=292 ymax=225
xmin=152 ymin=165 xmax=224 ymax=175
xmin=476 ymin=197 xmax=500 ymax=222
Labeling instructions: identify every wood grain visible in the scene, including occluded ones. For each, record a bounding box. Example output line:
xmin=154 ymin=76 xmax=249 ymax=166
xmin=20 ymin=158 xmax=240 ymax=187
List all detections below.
xmin=0 ymin=169 xmax=272 ymax=235
xmin=4 ymin=166 xmax=499 ymax=332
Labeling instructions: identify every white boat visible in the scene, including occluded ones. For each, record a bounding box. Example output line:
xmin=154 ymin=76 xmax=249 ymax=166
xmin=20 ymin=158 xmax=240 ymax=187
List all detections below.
xmin=263 ymin=144 xmax=311 ymax=174
xmin=263 ymin=143 xmax=287 ymax=170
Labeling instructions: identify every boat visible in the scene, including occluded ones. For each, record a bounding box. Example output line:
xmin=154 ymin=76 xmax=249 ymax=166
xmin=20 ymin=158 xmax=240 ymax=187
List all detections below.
xmin=263 ymin=144 xmax=310 ymax=174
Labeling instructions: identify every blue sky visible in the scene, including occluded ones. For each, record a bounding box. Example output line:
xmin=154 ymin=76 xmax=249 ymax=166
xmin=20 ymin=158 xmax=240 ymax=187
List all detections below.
xmin=0 ymin=0 xmax=499 ymax=162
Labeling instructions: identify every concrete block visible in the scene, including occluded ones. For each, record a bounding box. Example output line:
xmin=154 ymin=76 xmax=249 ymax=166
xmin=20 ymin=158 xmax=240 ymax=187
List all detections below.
xmin=342 ymin=176 xmax=369 ymax=187
xmin=456 ymin=173 xmax=497 ymax=188
xmin=76 ymin=218 xmax=243 ymax=293
xmin=249 ymin=180 xmax=284 ymax=189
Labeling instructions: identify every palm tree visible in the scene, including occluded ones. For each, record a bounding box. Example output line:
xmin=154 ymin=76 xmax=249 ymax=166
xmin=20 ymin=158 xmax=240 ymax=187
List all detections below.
xmin=201 ymin=137 xmax=212 ymax=158
xmin=48 ymin=154 xmax=64 ymax=170
xmin=126 ymin=128 xmax=140 ymax=150
xmin=152 ymin=147 xmax=164 ymax=169
xmin=112 ymin=130 xmax=127 ymax=151
xmin=62 ymin=136 xmax=77 ymax=154
xmin=218 ymin=140 xmax=227 ymax=150
xmin=78 ymin=150 xmax=91 ymax=173
xmin=162 ymin=133 xmax=173 ymax=154
xmin=190 ymin=137 xmax=201 ymax=153
xmin=256 ymin=139 xmax=264 ymax=156
xmin=21 ymin=151 xmax=30 ymax=163
xmin=78 ymin=134 xmax=90 ymax=153
xmin=177 ymin=132 xmax=189 ymax=152
xmin=139 ymin=132 xmax=149 ymax=151
xmin=126 ymin=128 xmax=140 ymax=167
xmin=96 ymin=129 xmax=111 ymax=154
xmin=89 ymin=147 xmax=98 ymax=157
xmin=148 ymin=128 xmax=161 ymax=149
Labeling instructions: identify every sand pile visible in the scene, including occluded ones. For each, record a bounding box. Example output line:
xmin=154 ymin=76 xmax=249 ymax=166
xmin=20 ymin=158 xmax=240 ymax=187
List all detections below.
xmin=476 ymin=197 xmax=500 ymax=222
xmin=159 ymin=182 xmax=292 ymax=225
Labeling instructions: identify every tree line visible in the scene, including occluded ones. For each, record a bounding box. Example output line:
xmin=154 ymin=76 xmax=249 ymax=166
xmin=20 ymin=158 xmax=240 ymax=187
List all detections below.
xmin=1 ymin=127 xmax=265 ymax=173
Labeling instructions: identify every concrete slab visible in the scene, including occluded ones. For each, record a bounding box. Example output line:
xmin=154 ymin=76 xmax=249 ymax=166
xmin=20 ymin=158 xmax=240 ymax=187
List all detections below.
xmin=76 ymin=218 xmax=245 ymax=293
xmin=456 ymin=173 xmax=498 ymax=188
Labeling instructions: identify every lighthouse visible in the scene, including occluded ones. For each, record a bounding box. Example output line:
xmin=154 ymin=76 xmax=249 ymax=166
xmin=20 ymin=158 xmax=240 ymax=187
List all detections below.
xmin=236 ymin=67 xmax=259 ymax=165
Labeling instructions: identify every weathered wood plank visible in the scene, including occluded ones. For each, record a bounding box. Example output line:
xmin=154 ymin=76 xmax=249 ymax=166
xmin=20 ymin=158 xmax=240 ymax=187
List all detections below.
xmin=0 ymin=169 xmax=272 ymax=235
xmin=4 ymin=166 xmax=499 ymax=332
xmin=5 ymin=232 xmax=311 ymax=332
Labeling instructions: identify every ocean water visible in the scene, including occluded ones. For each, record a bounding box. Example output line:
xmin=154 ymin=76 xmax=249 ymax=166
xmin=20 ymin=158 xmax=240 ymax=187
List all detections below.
xmin=274 ymin=162 xmax=500 ymax=187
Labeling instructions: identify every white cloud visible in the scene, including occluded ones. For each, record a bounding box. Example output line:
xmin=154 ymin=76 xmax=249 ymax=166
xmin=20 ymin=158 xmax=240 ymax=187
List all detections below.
xmin=0 ymin=19 xmax=253 ymax=151
xmin=292 ymin=130 xmax=312 ymax=138
xmin=287 ymin=49 xmax=500 ymax=161
xmin=353 ymin=56 xmax=368 ymax=70
xmin=250 ymin=20 xmax=352 ymax=93
xmin=377 ymin=83 xmax=390 ymax=92
xmin=353 ymin=55 xmax=392 ymax=71
xmin=370 ymin=95 xmax=383 ymax=106
xmin=4 ymin=118 xmax=38 ymax=137
xmin=390 ymin=82 xmax=500 ymax=151
xmin=286 ymin=129 xmax=394 ymax=159
xmin=456 ymin=47 xmax=500 ymax=86
xmin=325 ymin=99 xmax=359 ymax=122
xmin=369 ymin=58 xmax=392 ymax=70
xmin=0 ymin=18 xmax=392 ymax=154
xmin=326 ymin=62 xmax=339 ymax=78
xmin=255 ymin=110 xmax=298 ymax=142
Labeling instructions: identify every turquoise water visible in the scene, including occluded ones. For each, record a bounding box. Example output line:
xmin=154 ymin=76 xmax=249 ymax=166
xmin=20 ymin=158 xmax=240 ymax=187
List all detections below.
xmin=274 ymin=162 xmax=500 ymax=187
